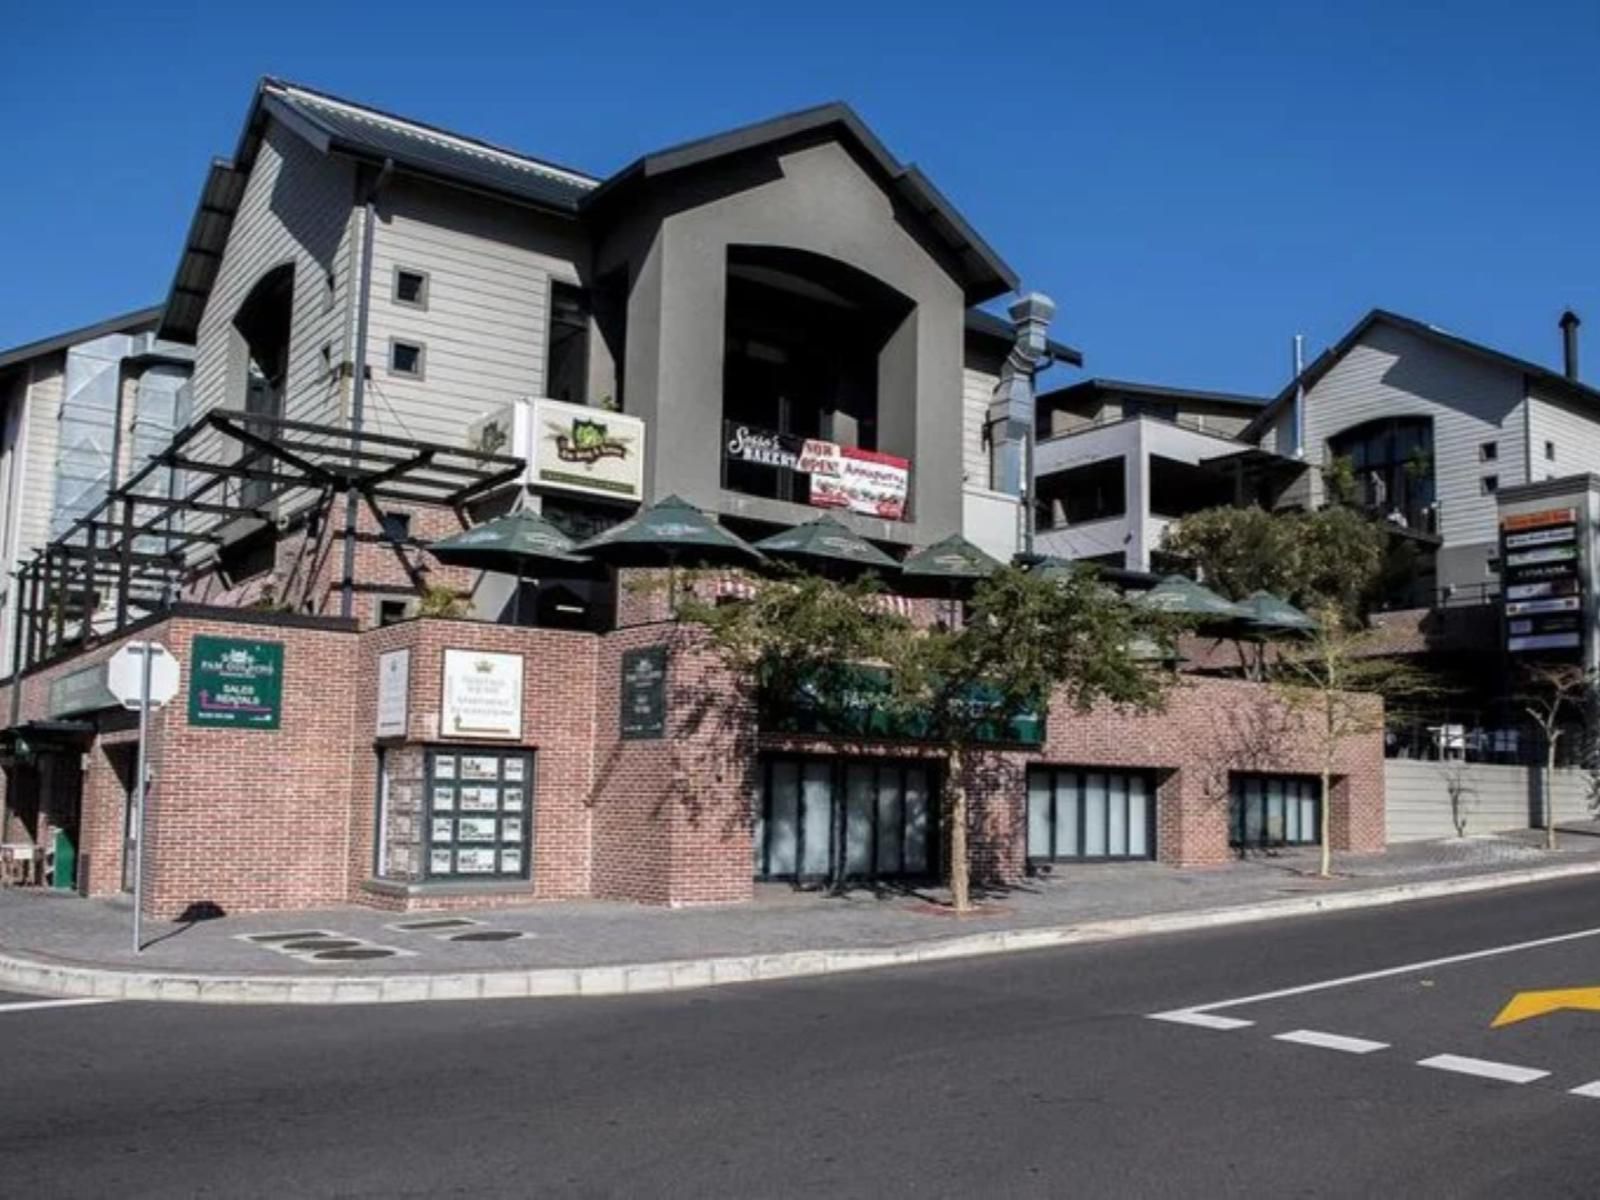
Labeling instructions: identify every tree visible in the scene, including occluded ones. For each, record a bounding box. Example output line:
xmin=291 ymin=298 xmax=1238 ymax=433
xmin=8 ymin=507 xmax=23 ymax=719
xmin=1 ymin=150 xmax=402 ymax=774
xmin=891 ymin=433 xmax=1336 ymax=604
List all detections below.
xmin=1269 ymin=605 xmax=1431 ymax=878
xmin=1518 ymin=662 xmax=1595 ymax=851
xmin=680 ymin=564 xmax=1177 ymax=912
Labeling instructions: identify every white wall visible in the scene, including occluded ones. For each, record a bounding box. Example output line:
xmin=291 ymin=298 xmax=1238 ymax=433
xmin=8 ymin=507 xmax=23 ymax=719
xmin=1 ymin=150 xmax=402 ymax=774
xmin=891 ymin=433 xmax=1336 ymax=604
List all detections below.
xmin=1385 ymin=759 xmax=1593 ymax=842
xmin=1526 ymin=385 xmax=1600 ymax=485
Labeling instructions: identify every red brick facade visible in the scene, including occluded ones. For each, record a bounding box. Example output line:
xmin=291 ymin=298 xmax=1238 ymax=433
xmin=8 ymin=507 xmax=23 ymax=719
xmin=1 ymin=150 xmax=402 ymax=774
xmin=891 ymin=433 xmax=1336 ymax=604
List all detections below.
xmin=1 ymin=597 xmax=1384 ymax=919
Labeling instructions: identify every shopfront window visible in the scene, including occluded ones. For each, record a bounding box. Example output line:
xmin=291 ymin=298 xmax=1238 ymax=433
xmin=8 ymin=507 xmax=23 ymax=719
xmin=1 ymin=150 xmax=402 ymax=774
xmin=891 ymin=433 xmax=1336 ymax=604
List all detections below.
xmin=1027 ymin=767 xmax=1154 ymax=861
xmin=755 ymin=756 xmax=935 ymax=882
xmin=1230 ymin=774 xmax=1319 ymax=849
xmin=425 ymin=749 xmax=533 ymax=879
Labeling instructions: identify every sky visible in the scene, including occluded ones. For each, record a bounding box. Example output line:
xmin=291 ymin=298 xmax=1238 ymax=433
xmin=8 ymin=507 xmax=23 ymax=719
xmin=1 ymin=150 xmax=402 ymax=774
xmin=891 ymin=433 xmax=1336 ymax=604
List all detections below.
xmin=1 ymin=0 xmax=1596 ymax=396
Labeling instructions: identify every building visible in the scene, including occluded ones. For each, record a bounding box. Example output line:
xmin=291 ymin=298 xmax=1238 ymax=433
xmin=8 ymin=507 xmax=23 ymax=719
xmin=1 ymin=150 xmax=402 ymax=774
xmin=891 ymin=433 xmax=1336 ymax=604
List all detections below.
xmin=0 ymin=80 xmax=1385 ymax=917
xmin=0 ymin=308 xmax=193 ymax=678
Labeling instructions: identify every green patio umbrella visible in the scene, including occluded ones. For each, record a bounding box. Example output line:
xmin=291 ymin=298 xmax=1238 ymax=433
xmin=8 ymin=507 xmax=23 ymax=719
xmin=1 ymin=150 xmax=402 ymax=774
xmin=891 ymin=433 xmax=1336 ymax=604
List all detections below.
xmin=898 ymin=533 xmax=1003 ymax=627
xmin=753 ymin=516 xmax=898 ymax=577
xmin=1240 ymin=590 xmax=1319 ymax=635
xmin=428 ymin=509 xmax=593 ymax=625
xmin=1135 ymin=574 xmax=1253 ymax=623
xmin=573 ymin=494 xmax=764 ymax=609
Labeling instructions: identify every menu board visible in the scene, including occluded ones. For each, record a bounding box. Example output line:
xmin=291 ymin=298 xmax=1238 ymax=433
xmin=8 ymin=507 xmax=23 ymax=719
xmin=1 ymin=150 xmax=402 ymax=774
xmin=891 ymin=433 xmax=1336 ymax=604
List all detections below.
xmin=424 ymin=749 xmax=533 ymax=880
xmin=1500 ymin=508 xmax=1583 ymax=655
xmin=621 ymin=646 xmax=667 ymax=740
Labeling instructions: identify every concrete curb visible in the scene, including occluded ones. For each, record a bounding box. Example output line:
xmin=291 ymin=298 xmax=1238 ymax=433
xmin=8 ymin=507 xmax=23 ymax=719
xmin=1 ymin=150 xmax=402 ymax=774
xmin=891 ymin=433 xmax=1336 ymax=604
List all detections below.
xmin=5 ymin=858 xmax=1600 ymax=1005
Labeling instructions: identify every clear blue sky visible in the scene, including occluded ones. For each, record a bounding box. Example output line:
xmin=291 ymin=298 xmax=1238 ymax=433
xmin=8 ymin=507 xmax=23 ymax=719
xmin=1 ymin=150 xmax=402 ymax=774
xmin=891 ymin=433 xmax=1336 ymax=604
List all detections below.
xmin=1 ymin=0 xmax=1596 ymax=395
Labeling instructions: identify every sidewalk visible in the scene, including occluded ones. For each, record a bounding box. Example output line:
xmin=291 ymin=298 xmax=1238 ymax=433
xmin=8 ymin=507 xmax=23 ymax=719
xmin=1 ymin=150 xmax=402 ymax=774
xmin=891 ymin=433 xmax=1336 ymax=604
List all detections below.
xmin=6 ymin=830 xmax=1600 ymax=1004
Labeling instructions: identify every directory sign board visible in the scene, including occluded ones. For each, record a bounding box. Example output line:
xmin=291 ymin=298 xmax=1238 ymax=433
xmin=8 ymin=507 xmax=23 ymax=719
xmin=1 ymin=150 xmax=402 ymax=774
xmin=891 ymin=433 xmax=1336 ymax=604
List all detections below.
xmin=1500 ymin=508 xmax=1583 ymax=656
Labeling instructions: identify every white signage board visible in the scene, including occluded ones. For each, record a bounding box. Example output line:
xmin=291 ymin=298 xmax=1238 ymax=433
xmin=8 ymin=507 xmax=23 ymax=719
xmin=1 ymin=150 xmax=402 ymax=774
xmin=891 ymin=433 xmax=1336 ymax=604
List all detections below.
xmin=469 ymin=398 xmax=646 ymax=503
xmin=106 ymin=641 xmax=180 ymax=710
xmin=375 ymin=648 xmax=411 ymax=738
xmin=440 ymin=649 xmax=523 ymax=740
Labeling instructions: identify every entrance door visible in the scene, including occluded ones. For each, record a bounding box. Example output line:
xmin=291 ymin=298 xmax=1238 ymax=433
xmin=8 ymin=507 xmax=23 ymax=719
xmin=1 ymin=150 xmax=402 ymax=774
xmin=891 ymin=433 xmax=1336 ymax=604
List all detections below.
xmin=755 ymin=756 xmax=935 ymax=883
xmin=1230 ymin=775 xmax=1319 ymax=849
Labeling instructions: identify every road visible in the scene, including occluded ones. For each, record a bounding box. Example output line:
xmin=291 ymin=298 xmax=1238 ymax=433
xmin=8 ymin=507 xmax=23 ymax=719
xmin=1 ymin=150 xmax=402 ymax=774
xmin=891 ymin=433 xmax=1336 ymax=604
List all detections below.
xmin=7 ymin=876 xmax=1600 ymax=1198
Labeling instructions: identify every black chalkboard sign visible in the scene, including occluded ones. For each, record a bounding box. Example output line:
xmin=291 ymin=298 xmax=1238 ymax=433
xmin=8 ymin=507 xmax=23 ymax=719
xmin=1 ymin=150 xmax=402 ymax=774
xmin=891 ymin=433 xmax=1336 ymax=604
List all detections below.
xmin=620 ymin=646 xmax=667 ymax=740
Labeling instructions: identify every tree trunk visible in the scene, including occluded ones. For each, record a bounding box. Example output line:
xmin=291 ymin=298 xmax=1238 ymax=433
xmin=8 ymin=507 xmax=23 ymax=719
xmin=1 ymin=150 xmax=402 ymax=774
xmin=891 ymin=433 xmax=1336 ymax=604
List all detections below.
xmin=948 ymin=744 xmax=970 ymax=913
xmin=1547 ymin=736 xmax=1559 ymax=852
xmin=1320 ymin=695 xmax=1334 ymax=879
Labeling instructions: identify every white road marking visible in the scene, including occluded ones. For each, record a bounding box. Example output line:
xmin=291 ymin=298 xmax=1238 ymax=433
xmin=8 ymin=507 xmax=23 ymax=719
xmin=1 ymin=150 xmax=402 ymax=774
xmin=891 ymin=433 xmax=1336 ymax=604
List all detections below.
xmin=1165 ymin=924 xmax=1600 ymax=1019
xmin=0 ymin=997 xmax=116 ymax=1015
xmin=1569 ymin=1081 xmax=1600 ymax=1099
xmin=1273 ymin=1029 xmax=1389 ymax=1054
xmin=1417 ymin=1054 xmax=1549 ymax=1085
xmin=1147 ymin=1010 xmax=1254 ymax=1030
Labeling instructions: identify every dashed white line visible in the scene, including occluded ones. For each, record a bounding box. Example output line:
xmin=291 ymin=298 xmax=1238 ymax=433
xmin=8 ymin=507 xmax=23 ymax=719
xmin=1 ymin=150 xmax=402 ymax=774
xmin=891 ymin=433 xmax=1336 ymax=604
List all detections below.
xmin=1273 ymin=1029 xmax=1389 ymax=1054
xmin=0 ymin=997 xmax=116 ymax=1015
xmin=1147 ymin=1010 xmax=1254 ymax=1030
xmin=1417 ymin=1054 xmax=1549 ymax=1085
xmin=1568 ymin=1081 xmax=1600 ymax=1099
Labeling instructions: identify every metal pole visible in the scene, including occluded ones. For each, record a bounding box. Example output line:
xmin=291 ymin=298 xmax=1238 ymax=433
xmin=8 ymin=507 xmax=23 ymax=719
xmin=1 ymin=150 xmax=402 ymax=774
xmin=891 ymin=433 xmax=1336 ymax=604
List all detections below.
xmin=131 ymin=641 xmax=154 ymax=953
xmin=341 ymin=159 xmax=392 ymax=620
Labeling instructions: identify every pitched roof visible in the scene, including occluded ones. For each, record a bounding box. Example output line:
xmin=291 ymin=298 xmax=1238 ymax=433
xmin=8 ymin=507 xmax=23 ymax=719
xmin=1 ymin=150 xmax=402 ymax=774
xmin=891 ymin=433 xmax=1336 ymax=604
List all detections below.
xmin=0 ymin=305 xmax=163 ymax=373
xmin=1042 ymin=377 xmax=1268 ymax=411
xmin=161 ymin=83 xmax=1022 ymax=339
xmin=1243 ymin=308 xmax=1600 ymax=441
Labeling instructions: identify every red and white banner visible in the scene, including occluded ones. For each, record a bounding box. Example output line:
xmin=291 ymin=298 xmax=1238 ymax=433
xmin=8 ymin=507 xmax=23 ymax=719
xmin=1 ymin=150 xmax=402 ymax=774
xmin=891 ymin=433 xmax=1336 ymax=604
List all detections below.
xmin=805 ymin=443 xmax=910 ymax=521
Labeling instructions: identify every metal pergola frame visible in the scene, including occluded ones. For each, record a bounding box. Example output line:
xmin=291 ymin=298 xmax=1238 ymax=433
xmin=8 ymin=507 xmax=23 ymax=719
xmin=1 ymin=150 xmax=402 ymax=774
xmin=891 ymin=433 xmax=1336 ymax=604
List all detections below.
xmin=10 ymin=408 xmax=524 ymax=673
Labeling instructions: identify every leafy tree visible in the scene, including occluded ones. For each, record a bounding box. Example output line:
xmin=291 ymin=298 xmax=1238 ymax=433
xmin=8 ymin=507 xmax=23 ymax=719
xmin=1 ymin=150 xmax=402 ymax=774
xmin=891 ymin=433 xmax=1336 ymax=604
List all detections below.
xmin=886 ymin=565 xmax=1177 ymax=911
xmin=1518 ymin=662 xmax=1595 ymax=850
xmin=1270 ymin=605 xmax=1435 ymax=877
xmin=680 ymin=565 xmax=1177 ymax=912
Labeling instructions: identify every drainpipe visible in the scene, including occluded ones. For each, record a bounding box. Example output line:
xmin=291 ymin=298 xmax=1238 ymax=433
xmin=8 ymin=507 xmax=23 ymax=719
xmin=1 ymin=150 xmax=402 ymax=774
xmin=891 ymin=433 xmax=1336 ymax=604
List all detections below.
xmin=988 ymin=292 xmax=1057 ymax=558
xmin=341 ymin=158 xmax=394 ymax=620
xmin=1291 ymin=334 xmax=1306 ymax=459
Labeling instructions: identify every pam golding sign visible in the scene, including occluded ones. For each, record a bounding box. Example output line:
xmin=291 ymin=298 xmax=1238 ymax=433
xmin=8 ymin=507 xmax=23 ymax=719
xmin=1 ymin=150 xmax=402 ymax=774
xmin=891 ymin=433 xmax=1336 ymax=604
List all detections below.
xmin=187 ymin=636 xmax=283 ymax=729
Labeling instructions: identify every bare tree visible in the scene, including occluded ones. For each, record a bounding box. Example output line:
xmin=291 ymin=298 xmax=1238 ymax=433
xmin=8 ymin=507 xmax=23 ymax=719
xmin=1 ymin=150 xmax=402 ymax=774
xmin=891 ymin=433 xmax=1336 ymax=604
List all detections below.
xmin=1518 ymin=662 xmax=1595 ymax=851
xmin=1438 ymin=752 xmax=1475 ymax=838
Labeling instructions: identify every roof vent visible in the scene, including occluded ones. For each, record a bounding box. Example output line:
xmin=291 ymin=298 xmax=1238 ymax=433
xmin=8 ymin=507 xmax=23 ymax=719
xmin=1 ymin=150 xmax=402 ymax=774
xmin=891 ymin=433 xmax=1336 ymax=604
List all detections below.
xmin=1560 ymin=310 xmax=1581 ymax=383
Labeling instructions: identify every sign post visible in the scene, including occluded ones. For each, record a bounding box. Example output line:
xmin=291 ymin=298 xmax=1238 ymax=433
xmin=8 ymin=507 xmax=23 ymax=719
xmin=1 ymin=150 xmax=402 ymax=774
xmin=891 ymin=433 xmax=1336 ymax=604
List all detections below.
xmin=107 ymin=641 xmax=180 ymax=954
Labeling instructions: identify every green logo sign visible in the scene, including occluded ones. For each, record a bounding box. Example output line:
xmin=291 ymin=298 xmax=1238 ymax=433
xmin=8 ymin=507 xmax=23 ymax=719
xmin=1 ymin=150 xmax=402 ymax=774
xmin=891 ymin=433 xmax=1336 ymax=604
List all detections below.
xmin=187 ymin=636 xmax=283 ymax=730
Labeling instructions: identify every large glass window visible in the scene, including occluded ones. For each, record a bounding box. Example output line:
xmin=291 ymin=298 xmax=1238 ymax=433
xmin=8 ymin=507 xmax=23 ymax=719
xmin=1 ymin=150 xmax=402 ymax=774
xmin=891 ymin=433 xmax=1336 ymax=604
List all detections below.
xmin=1327 ymin=417 xmax=1435 ymax=532
xmin=547 ymin=282 xmax=590 ymax=404
xmin=1035 ymin=457 xmax=1126 ymax=530
xmin=755 ymin=756 xmax=935 ymax=882
xmin=1027 ymin=767 xmax=1153 ymax=861
xmin=425 ymin=749 xmax=533 ymax=879
xmin=1230 ymin=774 xmax=1319 ymax=849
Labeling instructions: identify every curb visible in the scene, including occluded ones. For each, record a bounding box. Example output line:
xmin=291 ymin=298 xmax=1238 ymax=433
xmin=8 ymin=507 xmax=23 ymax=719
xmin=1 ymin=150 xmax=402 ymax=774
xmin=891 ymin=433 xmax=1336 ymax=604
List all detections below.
xmin=5 ymin=859 xmax=1600 ymax=1005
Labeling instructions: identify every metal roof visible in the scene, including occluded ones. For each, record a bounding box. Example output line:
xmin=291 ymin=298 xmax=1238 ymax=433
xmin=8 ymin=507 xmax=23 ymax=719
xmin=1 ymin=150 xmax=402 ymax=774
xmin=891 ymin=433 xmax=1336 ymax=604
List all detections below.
xmin=1042 ymin=377 xmax=1269 ymax=411
xmin=0 ymin=305 xmax=163 ymax=373
xmin=1243 ymin=309 xmax=1600 ymax=441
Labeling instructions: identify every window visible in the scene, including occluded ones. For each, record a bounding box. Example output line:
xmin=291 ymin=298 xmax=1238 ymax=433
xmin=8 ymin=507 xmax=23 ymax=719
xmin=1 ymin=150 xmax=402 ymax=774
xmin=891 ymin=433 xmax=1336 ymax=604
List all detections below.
xmin=379 ymin=510 xmax=411 ymax=542
xmin=1547 ymin=440 xmax=1557 ymax=462
xmin=1327 ymin=416 xmax=1434 ymax=529
xmin=755 ymin=757 xmax=935 ymax=881
xmin=546 ymin=281 xmax=590 ymax=404
xmin=1482 ymin=475 xmax=1499 ymax=495
xmin=378 ymin=600 xmax=409 ymax=627
xmin=1480 ymin=441 xmax=1498 ymax=462
xmin=426 ymin=749 xmax=533 ymax=879
xmin=1028 ymin=767 xmax=1154 ymax=861
xmin=1036 ymin=457 xmax=1126 ymax=529
xmin=1231 ymin=775 xmax=1318 ymax=848
xmin=389 ymin=339 xmax=425 ymax=379
xmin=393 ymin=268 xmax=428 ymax=309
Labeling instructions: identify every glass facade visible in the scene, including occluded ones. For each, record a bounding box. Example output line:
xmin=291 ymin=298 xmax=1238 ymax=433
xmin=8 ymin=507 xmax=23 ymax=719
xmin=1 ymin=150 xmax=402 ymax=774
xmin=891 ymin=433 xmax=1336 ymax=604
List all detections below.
xmin=755 ymin=756 xmax=934 ymax=882
xmin=1027 ymin=767 xmax=1154 ymax=861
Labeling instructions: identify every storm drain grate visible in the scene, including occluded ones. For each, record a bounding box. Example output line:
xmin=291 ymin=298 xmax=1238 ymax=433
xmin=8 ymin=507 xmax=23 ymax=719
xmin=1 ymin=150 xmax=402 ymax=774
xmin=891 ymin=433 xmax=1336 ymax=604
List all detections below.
xmin=313 ymin=948 xmax=399 ymax=961
xmin=392 ymin=918 xmax=480 ymax=932
xmin=448 ymin=930 xmax=526 ymax=943
xmin=244 ymin=931 xmax=335 ymax=944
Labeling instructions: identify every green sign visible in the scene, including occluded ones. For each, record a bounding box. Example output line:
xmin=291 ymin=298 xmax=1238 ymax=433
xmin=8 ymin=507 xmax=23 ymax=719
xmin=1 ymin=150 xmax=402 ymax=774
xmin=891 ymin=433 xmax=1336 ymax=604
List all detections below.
xmin=187 ymin=636 xmax=283 ymax=730
xmin=620 ymin=646 xmax=668 ymax=740
xmin=48 ymin=662 xmax=117 ymax=718
xmin=770 ymin=665 xmax=1043 ymax=747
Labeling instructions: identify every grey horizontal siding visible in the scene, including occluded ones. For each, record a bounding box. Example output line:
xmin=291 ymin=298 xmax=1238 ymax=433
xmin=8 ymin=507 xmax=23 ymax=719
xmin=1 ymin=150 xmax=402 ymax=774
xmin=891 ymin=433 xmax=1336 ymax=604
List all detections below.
xmin=362 ymin=177 xmax=587 ymax=446
xmin=962 ymin=367 xmax=996 ymax=487
xmin=1525 ymin=386 xmax=1600 ymax=483
xmin=1385 ymin=759 xmax=1592 ymax=842
xmin=18 ymin=358 xmax=62 ymax=561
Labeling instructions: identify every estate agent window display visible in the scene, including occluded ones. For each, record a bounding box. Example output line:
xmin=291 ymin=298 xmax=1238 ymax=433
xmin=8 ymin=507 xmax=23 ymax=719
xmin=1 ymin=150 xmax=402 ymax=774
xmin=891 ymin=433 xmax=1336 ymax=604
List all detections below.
xmin=425 ymin=749 xmax=534 ymax=880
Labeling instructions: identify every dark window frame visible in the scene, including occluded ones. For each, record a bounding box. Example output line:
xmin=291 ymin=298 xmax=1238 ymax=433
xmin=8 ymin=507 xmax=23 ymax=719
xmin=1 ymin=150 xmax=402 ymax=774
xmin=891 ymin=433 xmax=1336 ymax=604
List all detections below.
xmin=1229 ymin=773 xmax=1320 ymax=849
xmin=1026 ymin=766 xmax=1156 ymax=863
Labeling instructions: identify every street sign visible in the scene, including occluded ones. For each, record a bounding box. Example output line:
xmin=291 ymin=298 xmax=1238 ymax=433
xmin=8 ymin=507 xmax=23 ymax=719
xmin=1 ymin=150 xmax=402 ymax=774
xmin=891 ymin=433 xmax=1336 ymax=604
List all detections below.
xmin=107 ymin=641 xmax=180 ymax=710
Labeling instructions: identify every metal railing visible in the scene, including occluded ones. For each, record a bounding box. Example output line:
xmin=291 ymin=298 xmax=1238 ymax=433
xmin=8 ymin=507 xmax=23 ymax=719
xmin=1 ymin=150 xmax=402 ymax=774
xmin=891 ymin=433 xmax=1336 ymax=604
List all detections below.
xmin=1385 ymin=717 xmax=1588 ymax=768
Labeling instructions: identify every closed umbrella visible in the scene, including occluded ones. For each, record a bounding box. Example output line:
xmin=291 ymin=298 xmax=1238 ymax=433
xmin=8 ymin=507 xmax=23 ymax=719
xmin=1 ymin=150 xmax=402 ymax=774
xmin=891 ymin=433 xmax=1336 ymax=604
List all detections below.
xmin=428 ymin=509 xmax=593 ymax=625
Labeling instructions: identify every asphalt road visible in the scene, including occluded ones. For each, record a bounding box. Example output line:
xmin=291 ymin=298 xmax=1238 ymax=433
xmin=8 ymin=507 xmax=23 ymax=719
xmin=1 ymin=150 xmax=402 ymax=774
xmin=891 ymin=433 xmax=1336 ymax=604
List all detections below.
xmin=8 ymin=878 xmax=1600 ymax=1198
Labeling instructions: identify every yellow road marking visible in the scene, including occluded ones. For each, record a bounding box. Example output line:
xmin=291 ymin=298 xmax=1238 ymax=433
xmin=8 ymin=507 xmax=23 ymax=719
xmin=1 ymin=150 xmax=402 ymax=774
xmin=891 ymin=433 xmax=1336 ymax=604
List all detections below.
xmin=1492 ymin=987 xmax=1600 ymax=1028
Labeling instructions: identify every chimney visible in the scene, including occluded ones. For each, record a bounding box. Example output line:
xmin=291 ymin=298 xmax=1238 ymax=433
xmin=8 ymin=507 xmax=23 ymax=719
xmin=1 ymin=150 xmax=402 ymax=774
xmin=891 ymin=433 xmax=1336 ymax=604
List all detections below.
xmin=1560 ymin=309 xmax=1581 ymax=382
